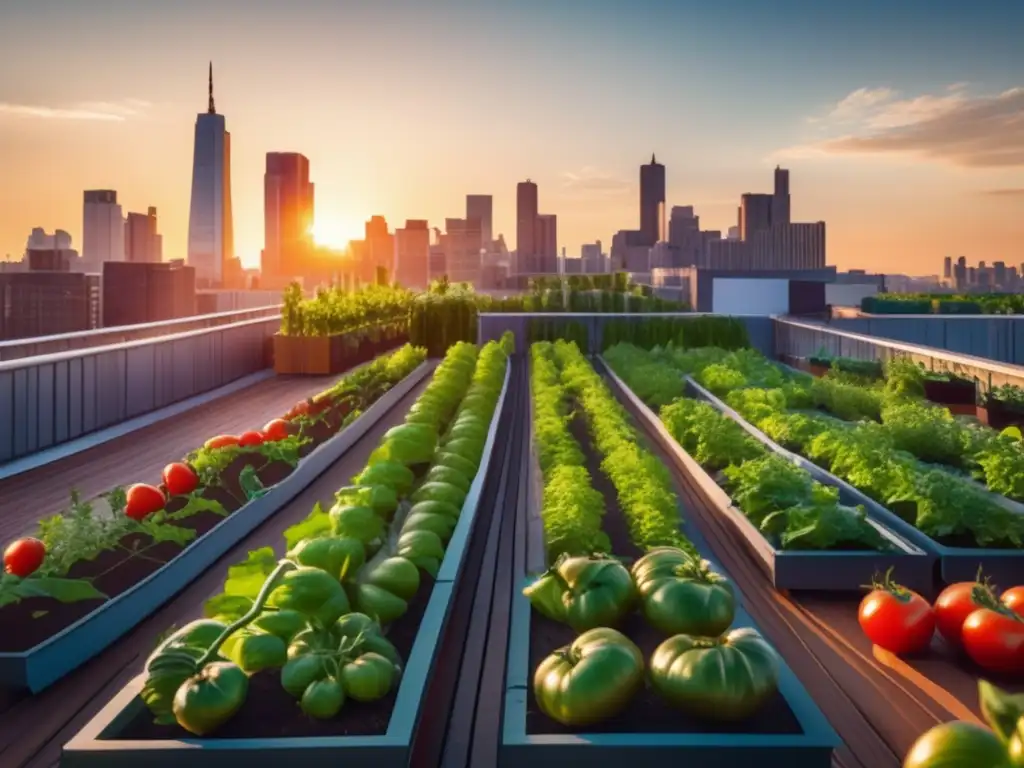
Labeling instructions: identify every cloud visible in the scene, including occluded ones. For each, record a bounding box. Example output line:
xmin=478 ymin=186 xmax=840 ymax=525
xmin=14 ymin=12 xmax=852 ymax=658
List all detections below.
xmin=0 ymin=98 xmax=150 ymax=121
xmin=559 ymin=167 xmax=631 ymax=195
xmin=775 ymin=84 xmax=1024 ymax=168
xmin=980 ymin=188 xmax=1024 ymax=197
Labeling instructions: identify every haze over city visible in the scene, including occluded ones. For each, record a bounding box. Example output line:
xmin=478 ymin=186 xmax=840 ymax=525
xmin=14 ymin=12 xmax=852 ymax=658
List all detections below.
xmin=0 ymin=0 xmax=1022 ymax=273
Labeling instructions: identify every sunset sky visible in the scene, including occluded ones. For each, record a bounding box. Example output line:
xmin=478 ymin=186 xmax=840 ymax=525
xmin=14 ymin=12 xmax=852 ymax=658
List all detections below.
xmin=0 ymin=0 xmax=1021 ymax=275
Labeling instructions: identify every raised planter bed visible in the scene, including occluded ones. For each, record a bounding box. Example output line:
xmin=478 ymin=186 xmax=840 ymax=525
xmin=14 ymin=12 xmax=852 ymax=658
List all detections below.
xmin=922 ymin=375 xmax=977 ymax=412
xmin=600 ymin=360 xmax=934 ymax=593
xmin=61 ymin=361 xmax=513 ymax=768
xmin=0 ymin=361 xmax=432 ymax=695
xmin=978 ymin=394 xmax=1024 ymax=431
xmin=275 ymin=325 xmax=408 ymax=376
xmin=683 ymin=373 xmax=1024 ymax=586
xmin=500 ymin=368 xmax=838 ymax=767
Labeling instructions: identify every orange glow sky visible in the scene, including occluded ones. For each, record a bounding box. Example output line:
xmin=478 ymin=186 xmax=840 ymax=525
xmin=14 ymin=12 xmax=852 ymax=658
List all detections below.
xmin=0 ymin=1 xmax=1022 ymax=275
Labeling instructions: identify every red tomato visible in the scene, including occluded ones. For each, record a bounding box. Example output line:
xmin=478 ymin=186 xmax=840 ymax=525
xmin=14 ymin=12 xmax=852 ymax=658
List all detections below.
xmin=3 ymin=537 xmax=46 ymax=577
xmin=125 ymin=483 xmax=166 ymax=521
xmin=858 ymin=572 xmax=935 ymax=655
xmin=238 ymin=430 xmax=264 ymax=447
xmin=286 ymin=401 xmax=310 ymax=420
xmin=934 ymin=581 xmax=990 ymax=646
xmin=262 ymin=419 xmax=289 ymax=442
xmin=162 ymin=462 xmax=198 ymax=496
xmin=962 ymin=606 xmax=1024 ymax=675
xmin=1001 ymin=586 xmax=1024 ymax=615
xmin=205 ymin=435 xmax=239 ymax=450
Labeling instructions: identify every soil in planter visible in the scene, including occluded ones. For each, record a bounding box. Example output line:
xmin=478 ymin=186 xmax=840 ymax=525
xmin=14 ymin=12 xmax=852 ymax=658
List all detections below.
xmin=526 ymin=404 xmax=803 ymax=736
xmin=118 ymin=572 xmax=438 ymax=740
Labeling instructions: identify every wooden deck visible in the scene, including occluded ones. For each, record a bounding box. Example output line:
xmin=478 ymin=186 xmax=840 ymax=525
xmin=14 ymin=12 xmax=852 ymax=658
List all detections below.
xmin=0 ymin=372 xmax=338 ymax=541
xmin=0 ymin=379 xmax=427 ymax=768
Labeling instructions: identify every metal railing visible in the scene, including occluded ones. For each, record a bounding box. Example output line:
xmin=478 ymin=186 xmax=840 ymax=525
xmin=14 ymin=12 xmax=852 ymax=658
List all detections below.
xmin=775 ymin=316 xmax=1024 ymax=391
xmin=0 ymin=305 xmax=282 ymax=361
xmin=0 ymin=314 xmax=280 ymax=464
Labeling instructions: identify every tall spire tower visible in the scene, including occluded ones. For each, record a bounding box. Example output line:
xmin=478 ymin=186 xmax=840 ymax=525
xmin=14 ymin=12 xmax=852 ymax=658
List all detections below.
xmin=208 ymin=61 xmax=216 ymax=114
xmin=187 ymin=63 xmax=234 ymax=286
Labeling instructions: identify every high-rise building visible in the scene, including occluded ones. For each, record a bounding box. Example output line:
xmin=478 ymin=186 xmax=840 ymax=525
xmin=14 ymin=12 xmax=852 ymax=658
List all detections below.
xmin=102 ymin=261 xmax=196 ymax=327
xmin=943 ymin=257 xmax=952 ymax=279
xmin=772 ymin=166 xmax=791 ymax=227
xmin=535 ymin=214 xmax=558 ymax=273
xmin=466 ymin=195 xmax=493 ymax=248
xmin=363 ymin=216 xmax=394 ymax=283
xmin=580 ymin=242 xmax=605 ymax=274
xmin=639 ymin=154 xmax=666 ymax=246
xmin=186 ymin=63 xmax=235 ymax=287
xmin=516 ymin=180 xmax=538 ymax=273
xmin=263 ymin=152 xmax=315 ymax=283
xmin=82 ymin=190 xmax=124 ymax=272
xmin=395 ymin=220 xmax=430 ymax=289
xmin=442 ymin=218 xmax=482 ymax=285
xmin=125 ymin=207 xmax=162 ymax=263
xmin=0 ymin=272 xmax=99 ymax=340
xmin=740 ymin=194 xmax=773 ymax=240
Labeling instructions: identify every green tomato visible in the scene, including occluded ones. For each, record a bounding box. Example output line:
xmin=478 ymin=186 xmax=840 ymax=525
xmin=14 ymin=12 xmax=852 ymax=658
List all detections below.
xmin=173 ymin=662 xmax=249 ymax=736
xmin=631 ymin=548 xmax=735 ymax=636
xmin=281 ymin=655 xmax=328 ymax=699
xmin=525 ymin=554 xmax=636 ymax=632
xmin=141 ymin=619 xmax=227 ymax=725
xmin=397 ymin=529 xmax=446 ymax=563
xmin=223 ymin=631 xmax=287 ymax=673
xmin=288 ymin=536 xmax=366 ymax=581
xmin=434 ymin=451 xmax=478 ymax=479
xmin=444 ymin=438 xmax=484 ymax=464
xmin=903 ymin=721 xmax=1012 ymax=768
xmin=334 ymin=485 xmax=398 ymax=519
xmin=341 ymin=652 xmax=398 ymax=702
xmin=267 ymin=567 xmax=351 ymax=625
xmin=402 ymin=511 xmax=456 ymax=541
xmin=424 ymin=465 xmax=471 ymax=493
xmin=355 ymin=583 xmax=408 ymax=624
xmin=301 ymin=677 xmax=345 ymax=719
xmin=649 ymin=627 xmax=780 ymax=721
xmin=329 ymin=504 xmax=384 ymax=544
xmin=333 ymin=613 xmax=404 ymax=667
xmin=361 ymin=557 xmax=420 ymax=601
xmin=411 ymin=481 xmax=467 ymax=509
xmin=250 ymin=609 xmax=308 ymax=642
xmin=287 ymin=627 xmax=337 ymax=660
xmin=408 ymin=499 xmax=461 ymax=520
xmin=534 ymin=627 xmax=644 ymax=727
xmin=354 ymin=460 xmax=415 ymax=495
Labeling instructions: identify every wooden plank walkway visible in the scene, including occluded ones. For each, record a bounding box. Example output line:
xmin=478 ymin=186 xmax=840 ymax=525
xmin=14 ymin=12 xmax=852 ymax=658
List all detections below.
xmin=0 ymin=372 xmax=337 ymax=541
xmin=0 ymin=378 xmax=427 ymax=768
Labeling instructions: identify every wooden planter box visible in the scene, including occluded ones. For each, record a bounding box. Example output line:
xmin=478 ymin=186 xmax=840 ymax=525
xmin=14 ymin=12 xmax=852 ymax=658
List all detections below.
xmin=923 ymin=377 xmax=977 ymax=412
xmin=808 ymin=359 xmax=831 ymax=378
xmin=273 ymin=335 xmax=334 ymax=375
xmin=979 ymin=399 xmax=1024 ymax=430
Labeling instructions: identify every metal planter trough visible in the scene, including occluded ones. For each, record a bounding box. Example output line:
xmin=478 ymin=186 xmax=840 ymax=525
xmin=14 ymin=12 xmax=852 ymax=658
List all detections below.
xmin=501 ymin=386 xmax=839 ymax=767
xmin=61 ymin=363 xmax=511 ymax=768
xmin=0 ymin=361 xmax=433 ymax=695
xmin=685 ymin=374 xmax=1024 ymax=587
xmin=599 ymin=359 xmax=935 ymax=593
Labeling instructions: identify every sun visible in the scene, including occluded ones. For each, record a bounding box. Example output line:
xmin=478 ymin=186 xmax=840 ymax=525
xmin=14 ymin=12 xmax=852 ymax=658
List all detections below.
xmin=311 ymin=217 xmax=360 ymax=250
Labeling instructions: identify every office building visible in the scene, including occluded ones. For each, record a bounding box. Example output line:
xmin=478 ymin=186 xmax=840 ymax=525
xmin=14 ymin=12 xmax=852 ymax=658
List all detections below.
xmin=365 ymin=216 xmax=394 ymax=283
xmin=943 ymin=257 xmax=952 ymax=280
xmin=263 ymin=152 xmax=314 ymax=283
xmin=395 ymin=220 xmax=430 ymax=289
xmin=516 ymin=180 xmax=538 ymax=272
xmin=581 ymin=242 xmax=604 ymax=273
xmin=535 ymin=214 xmax=558 ymax=273
xmin=740 ymin=194 xmax=773 ymax=240
xmin=429 ymin=235 xmax=446 ymax=281
xmin=22 ymin=228 xmax=82 ymax=271
xmin=466 ymin=195 xmax=493 ymax=249
xmin=639 ymin=154 xmax=666 ymax=246
xmin=82 ymin=190 xmax=125 ymax=271
xmin=708 ymin=222 xmax=825 ymax=271
xmin=727 ymin=226 xmax=740 ymax=241
xmin=102 ymin=261 xmax=196 ymax=327
xmin=187 ymin=63 xmax=235 ymax=287
xmin=441 ymin=218 xmax=482 ymax=285
xmin=0 ymin=249 xmax=99 ymax=339
xmin=125 ymin=207 xmax=162 ymax=263
xmin=772 ymin=166 xmax=791 ymax=227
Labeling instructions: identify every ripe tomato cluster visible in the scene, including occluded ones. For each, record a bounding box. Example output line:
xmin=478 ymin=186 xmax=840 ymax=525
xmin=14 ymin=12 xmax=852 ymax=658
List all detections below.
xmin=858 ymin=570 xmax=1024 ymax=675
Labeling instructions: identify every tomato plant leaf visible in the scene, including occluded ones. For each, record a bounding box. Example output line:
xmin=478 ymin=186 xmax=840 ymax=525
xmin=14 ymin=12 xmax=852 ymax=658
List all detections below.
xmin=283 ymin=502 xmax=331 ymax=551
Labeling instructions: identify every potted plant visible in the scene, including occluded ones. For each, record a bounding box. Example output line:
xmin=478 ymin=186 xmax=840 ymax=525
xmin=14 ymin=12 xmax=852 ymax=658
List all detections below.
xmin=979 ymin=384 xmax=1024 ymax=429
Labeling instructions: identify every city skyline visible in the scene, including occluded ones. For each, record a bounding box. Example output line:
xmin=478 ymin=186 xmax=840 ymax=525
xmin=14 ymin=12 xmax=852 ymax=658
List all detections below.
xmin=0 ymin=1 xmax=1022 ymax=274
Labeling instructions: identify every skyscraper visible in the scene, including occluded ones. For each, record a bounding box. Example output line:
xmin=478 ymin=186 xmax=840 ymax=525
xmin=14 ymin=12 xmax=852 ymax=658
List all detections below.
xmin=125 ymin=207 xmax=162 ymax=263
xmin=639 ymin=154 xmax=666 ymax=246
xmin=535 ymin=214 xmax=558 ymax=273
xmin=739 ymin=194 xmax=773 ymax=240
xmin=516 ymin=180 xmax=538 ymax=273
xmin=82 ymin=190 xmax=124 ymax=272
xmin=772 ymin=166 xmax=791 ymax=227
xmin=466 ymin=195 xmax=493 ymax=249
xmin=262 ymin=152 xmax=314 ymax=281
xmin=395 ymin=220 xmax=430 ymax=289
xmin=186 ymin=63 xmax=234 ymax=287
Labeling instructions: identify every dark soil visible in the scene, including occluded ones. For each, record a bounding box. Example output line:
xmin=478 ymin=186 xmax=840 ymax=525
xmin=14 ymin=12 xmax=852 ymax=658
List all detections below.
xmin=0 ymin=389 xmax=362 ymax=653
xmin=527 ymin=398 xmax=803 ymax=736
xmin=118 ymin=572 xmax=438 ymax=740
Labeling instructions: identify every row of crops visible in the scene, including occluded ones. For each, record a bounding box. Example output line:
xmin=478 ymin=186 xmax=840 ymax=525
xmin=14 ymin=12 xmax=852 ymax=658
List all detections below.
xmin=862 ymin=293 xmax=1024 ymax=315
